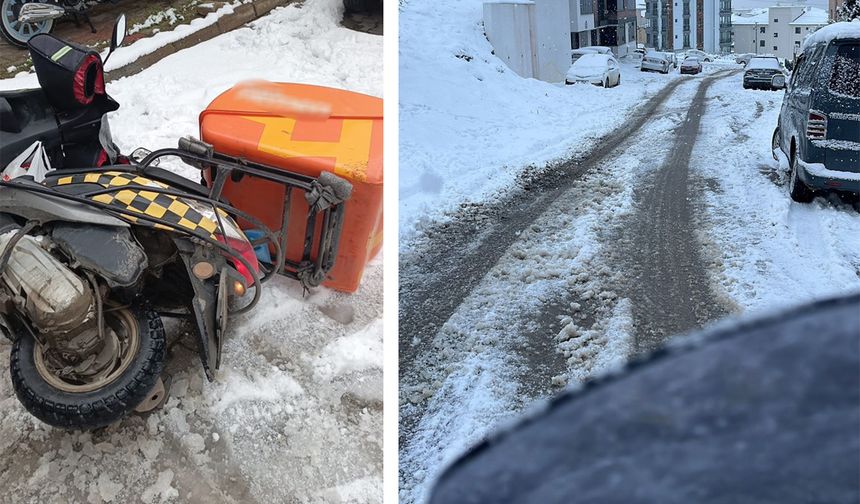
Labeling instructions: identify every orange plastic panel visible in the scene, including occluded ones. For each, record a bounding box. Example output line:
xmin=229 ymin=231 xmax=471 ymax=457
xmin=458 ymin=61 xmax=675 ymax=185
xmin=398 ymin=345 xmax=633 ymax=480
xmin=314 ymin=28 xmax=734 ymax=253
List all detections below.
xmin=200 ymin=81 xmax=383 ymax=293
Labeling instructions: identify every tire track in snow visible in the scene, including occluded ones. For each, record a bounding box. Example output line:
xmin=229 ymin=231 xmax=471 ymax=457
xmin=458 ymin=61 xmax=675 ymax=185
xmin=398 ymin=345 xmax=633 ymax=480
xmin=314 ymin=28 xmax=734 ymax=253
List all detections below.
xmin=611 ymin=70 xmax=738 ymax=353
xmin=399 ymin=76 xmax=704 ymax=504
xmin=399 ymin=77 xmax=690 ymax=431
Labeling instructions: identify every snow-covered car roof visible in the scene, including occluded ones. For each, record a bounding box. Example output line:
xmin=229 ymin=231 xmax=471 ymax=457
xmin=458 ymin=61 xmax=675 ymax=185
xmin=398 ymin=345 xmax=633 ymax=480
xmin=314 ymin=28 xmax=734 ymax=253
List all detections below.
xmin=572 ymin=53 xmax=613 ymax=67
xmin=747 ymin=57 xmax=781 ymax=70
xmin=567 ymin=54 xmax=613 ymax=77
xmin=681 ymin=57 xmax=701 ymax=65
xmin=801 ymin=20 xmax=860 ymax=51
xmin=644 ymin=51 xmax=670 ymax=62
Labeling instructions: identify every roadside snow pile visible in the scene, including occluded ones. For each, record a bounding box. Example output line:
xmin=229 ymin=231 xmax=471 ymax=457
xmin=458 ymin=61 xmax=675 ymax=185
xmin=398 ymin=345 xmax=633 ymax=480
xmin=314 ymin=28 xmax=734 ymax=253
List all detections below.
xmin=693 ymin=74 xmax=860 ymax=313
xmin=104 ymin=2 xmax=239 ymax=71
xmin=128 ymin=8 xmax=181 ymax=35
xmin=0 ymin=0 xmax=383 ymax=502
xmin=399 ymin=0 xmax=678 ymax=246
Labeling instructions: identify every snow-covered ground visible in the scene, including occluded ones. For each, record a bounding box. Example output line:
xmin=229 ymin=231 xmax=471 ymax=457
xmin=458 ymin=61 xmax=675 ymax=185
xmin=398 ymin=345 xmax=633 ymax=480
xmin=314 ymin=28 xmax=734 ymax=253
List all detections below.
xmin=399 ymin=77 xmax=705 ymax=504
xmin=398 ymin=0 xmax=690 ymax=246
xmin=0 ymin=1 xmax=383 ymax=503
xmin=694 ymin=74 xmax=860 ymax=313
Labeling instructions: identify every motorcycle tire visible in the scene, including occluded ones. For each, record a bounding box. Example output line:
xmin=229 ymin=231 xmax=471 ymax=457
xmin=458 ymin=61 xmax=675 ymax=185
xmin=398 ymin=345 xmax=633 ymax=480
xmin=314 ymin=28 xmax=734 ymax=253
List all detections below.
xmin=0 ymin=0 xmax=54 ymax=49
xmin=9 ymin=303 xmax=166 ymax=430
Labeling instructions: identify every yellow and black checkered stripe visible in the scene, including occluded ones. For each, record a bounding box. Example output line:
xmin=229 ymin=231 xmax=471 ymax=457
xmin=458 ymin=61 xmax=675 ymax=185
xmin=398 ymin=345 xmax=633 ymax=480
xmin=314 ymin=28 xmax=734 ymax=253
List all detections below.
xmin=48 ymin=171 xmax=220 ymax=239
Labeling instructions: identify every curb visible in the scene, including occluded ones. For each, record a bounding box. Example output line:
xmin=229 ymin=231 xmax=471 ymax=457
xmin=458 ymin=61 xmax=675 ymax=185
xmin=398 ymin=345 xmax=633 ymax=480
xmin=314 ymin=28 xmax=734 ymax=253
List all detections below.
xmin=107 ymin=0 xmax=297 ymax=82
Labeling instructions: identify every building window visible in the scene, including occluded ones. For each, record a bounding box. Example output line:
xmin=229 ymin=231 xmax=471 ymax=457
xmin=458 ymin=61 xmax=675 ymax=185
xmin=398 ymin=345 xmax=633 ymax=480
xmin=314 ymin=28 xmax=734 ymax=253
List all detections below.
xmin=795 ymin=27 xmax=801 ymax=34
xmin=581 ymin=0 xmax=593 ymax=15
xmin=773 ymin=45 xmax=778 ymax=50
xmin=760 ymin=40 xmax=765 ymax=47
xmin=773 ymin=18 xmax=778 ymax=22
xmin=774 ymin=32 xmax=778 ymax=37
xmin=760 ymin=26 xmax=765 ymax=33
xmin=795 ymin=41 xmax=800 ymax=46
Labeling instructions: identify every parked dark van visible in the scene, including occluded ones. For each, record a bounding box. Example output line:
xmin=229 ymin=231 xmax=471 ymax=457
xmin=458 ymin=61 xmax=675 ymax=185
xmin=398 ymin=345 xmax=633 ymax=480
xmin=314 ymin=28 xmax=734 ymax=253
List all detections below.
xmin=772 ymin=22 xmax=860 ymax=202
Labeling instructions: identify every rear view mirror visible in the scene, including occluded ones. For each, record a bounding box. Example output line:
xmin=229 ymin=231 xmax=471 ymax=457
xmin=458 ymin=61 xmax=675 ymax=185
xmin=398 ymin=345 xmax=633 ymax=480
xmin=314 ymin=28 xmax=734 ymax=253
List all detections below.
xmin=103 ymin=14 xmax=127 ymax=65
xmin=111 ymin=14 xmax=126 ymax=51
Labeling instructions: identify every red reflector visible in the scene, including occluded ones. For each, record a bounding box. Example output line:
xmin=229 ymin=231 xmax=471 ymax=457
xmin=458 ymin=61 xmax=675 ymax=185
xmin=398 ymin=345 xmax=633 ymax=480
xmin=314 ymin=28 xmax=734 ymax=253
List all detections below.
xmin=825 ymin=180 xmax=842 ymax=188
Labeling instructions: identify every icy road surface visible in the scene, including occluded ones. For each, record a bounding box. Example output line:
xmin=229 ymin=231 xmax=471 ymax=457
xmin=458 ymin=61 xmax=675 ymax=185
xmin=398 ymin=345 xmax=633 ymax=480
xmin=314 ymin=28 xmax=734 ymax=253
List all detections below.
xmin=0 ymin=1 xmax=383 ymax=503
xmin=400 ymin=68 xmax=860 ymax=503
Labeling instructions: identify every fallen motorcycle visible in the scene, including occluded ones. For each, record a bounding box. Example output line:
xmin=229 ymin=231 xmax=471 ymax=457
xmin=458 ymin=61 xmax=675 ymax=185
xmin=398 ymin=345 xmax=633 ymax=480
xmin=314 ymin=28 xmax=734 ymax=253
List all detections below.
xmin=0 ymin=15 xmax=356 ymax=429
xmin=1 ymin=0 xmax=118 ymax=48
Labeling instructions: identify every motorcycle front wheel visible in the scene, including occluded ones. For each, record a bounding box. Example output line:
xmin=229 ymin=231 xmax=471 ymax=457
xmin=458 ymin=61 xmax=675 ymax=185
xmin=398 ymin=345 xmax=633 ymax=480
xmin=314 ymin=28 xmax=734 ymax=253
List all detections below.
xmin=9 ymin=303 xmax=166 ymax=429
xmin=0 ymin=0 xmax=54 ymax=48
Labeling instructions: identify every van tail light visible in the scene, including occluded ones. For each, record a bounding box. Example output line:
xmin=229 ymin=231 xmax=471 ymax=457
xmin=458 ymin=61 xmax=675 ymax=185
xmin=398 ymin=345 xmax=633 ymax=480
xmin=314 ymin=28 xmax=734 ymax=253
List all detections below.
xmin=806 ymin=111 xmax=827 ymax=140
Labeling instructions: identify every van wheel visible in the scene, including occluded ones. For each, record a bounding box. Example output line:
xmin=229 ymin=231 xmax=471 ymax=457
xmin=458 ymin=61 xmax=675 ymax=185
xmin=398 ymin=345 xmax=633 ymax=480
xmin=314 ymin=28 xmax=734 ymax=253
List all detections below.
xmin=771 ymin=127 xmax=781 ymax=161
xmin=788 ymin=152 xmax=814 ymax=203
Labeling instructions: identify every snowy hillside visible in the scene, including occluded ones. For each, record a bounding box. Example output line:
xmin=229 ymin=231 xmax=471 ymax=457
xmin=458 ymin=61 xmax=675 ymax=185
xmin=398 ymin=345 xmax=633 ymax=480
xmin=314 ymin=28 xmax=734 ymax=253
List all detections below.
xmin=0 ymin=1 xmax=383 ymax=503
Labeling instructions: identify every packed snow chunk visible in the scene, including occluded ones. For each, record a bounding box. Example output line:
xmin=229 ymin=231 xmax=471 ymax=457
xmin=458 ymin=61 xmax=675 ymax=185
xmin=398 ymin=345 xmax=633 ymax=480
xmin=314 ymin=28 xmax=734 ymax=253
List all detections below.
xmin=141 ymin=470 xmax=179 ymax=504
xmin=214 ymin=367 xmax=304 ymax=414
xmin=315 ymin=319 xmax=383 ymax=379
xmin=95 ymin=473 xmax=123 ymax=503
xmin=181 ymin=432 xmax=206 ymax=455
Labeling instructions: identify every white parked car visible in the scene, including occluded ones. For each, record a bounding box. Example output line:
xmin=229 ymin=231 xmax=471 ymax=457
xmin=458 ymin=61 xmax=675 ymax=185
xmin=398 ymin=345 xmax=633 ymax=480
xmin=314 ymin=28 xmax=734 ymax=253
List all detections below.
xmin=640 ymin=51 xmax=671 ymax=73
xmin=684 ymin=49 xmax=714 ymax=62
xmin=566 ymin=54 xmax=621 ymax=87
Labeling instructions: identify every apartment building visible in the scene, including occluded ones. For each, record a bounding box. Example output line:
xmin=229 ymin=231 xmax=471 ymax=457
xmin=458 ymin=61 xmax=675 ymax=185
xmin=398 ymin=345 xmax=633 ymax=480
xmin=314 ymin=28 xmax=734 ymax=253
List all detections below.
xmin=569 ymin=0 xmax=638 ymax=56
xmin=645 ymin=0 xmax=732 ymax=53
xmin=732 ymin=6 xmax=828 ymax=60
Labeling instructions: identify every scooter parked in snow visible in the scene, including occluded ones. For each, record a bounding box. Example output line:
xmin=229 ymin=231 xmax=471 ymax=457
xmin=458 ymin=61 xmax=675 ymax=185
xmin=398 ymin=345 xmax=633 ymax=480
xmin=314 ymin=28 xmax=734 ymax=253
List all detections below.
xmin=0 ymin=15 xmax=352 ymax=429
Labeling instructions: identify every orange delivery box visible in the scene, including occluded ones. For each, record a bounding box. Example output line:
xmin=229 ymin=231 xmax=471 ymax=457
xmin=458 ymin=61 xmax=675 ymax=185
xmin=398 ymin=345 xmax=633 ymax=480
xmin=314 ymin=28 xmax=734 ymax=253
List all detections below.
xmin=199 ymin=80 xmax=382 ymax=293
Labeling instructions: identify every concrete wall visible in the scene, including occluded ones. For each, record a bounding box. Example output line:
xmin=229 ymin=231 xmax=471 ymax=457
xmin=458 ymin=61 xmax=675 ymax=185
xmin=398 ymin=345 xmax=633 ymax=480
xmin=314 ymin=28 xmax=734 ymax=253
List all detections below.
xmin=533 ymin=0 xmax=574 ymax=81
xmin=484 ymin=0 xmax=572 ymax=83
xmin=484 ymin=2 xmax=536 ymax=78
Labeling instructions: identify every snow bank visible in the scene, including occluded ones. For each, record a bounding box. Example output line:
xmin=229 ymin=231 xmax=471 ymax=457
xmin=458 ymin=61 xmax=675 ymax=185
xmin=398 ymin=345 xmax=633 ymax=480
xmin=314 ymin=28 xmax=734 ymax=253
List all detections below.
xmin=693 ymin=73 xmax=860 ymax=313
xmin=399 ymin=0 xmax=677 ymax=247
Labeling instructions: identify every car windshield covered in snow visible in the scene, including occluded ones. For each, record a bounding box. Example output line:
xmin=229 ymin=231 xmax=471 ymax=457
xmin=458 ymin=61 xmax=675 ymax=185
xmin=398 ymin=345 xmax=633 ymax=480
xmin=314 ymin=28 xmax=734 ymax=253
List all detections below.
xmin=747 ymin=57 xmax=781 ymax=70
xmin=571 ymin=54 xmax=611 ymax=73
xmin=829 ymin=43 xmax=860 ymax=98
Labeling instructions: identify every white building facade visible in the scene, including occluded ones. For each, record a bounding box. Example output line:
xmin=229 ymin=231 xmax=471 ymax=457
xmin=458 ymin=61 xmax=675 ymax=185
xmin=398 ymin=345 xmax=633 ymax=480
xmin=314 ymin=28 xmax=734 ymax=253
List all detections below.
xmin=732 ymin=6 xmax=827 ymax=59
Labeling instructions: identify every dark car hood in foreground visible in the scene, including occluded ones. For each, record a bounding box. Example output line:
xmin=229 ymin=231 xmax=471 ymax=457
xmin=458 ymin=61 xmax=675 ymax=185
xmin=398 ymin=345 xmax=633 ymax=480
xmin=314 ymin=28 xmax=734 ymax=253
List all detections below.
xmin=430 ymin=294 xmax=860 ymax=504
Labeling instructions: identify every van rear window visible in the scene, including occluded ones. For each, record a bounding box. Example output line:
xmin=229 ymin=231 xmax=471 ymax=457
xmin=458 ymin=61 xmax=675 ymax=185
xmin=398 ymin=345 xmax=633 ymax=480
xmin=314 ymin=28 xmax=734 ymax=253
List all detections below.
xmin=829 ymin=44 xmax=860 ymax=98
